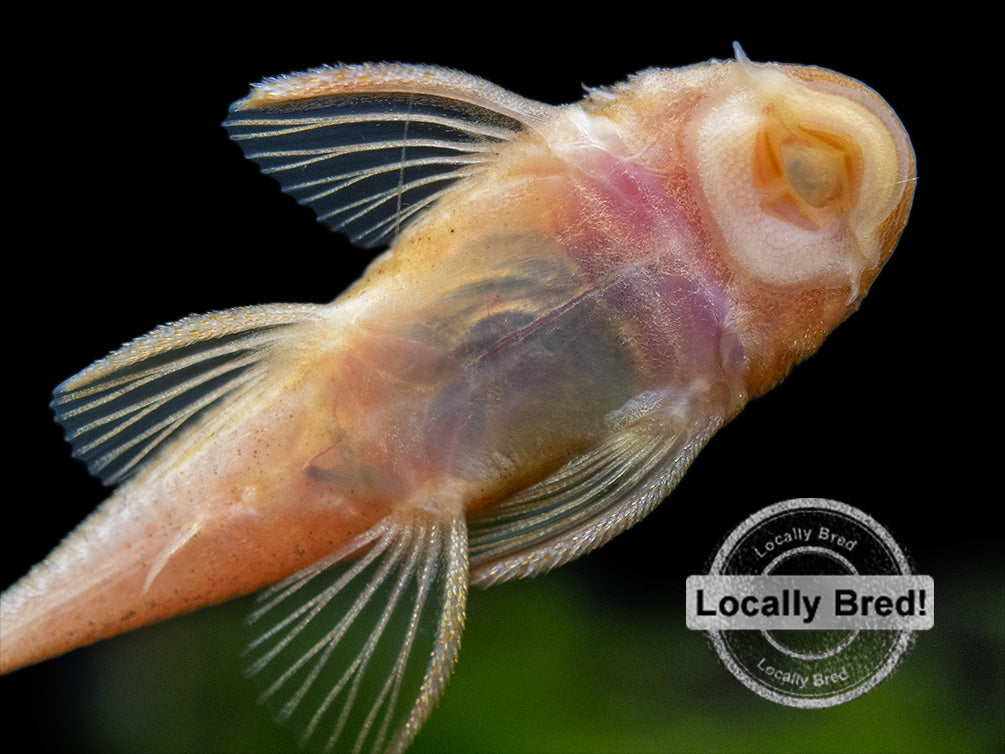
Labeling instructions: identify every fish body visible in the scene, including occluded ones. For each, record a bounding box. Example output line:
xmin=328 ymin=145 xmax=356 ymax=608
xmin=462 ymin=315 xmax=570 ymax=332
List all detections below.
xmin=0 ymin=47 xmax=914 ymax=752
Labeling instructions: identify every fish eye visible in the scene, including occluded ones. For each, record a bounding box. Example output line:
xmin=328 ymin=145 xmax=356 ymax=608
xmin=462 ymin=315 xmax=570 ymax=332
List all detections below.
xmin=752 ymin=122 xmax=863 ymax=231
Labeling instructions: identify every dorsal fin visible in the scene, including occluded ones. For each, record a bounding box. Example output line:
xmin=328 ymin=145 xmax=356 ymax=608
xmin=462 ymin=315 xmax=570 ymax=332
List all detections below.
xmin=224 ymin=64 xmax=554 ymax=248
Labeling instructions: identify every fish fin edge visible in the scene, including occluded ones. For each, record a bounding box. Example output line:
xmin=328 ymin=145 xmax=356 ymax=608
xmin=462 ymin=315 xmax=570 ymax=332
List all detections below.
xmin=224 ymin=63 xmax=554 ymax=249
xmin=469 ymin=391 xmax=723 ymax=586
xmin=52 ymin=303 xmax=327 ymax=486
xmin=245 ymin=510 xmax=468 ymax=754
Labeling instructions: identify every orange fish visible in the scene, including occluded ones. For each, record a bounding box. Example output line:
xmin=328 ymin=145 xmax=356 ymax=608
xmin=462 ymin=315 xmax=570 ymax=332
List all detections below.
xmin=0 ymin=45 xmax=914 ymax=752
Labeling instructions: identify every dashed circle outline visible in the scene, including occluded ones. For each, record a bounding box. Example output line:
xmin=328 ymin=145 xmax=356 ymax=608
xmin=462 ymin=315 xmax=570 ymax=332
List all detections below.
xmin=705 ymin=497 xmax=914 ymax=708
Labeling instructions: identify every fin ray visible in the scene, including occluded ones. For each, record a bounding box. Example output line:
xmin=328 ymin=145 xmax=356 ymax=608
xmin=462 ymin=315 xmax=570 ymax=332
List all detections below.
xmin=225 ymin=64 xmax=551 ymax=248
xmin=469 ymin=390 xmax=723 ymax=584
xmin=246 ymin=512 xmax=468 ymax=753
xmin=52 ymin=304 xmax=323 ymax=485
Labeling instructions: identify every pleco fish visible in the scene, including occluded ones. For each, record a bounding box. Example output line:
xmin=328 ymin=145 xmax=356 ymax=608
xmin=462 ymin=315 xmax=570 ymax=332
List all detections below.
xmin=0 ymin=45 xmax=915 ymax=752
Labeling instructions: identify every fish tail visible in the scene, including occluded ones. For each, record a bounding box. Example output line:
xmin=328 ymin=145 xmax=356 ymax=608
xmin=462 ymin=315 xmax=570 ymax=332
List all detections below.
xmin=2 ymin=303 xmax=347 ymax=674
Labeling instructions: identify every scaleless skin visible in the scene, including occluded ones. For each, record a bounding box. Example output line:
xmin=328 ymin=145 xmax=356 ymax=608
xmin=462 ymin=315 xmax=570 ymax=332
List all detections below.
xmin=0 ymin=48 xmax=914 ymax=752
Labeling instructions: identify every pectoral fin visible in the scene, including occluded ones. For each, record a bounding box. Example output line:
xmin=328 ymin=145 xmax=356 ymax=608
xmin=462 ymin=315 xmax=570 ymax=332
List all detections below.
xmin=244 ymin=511 xmax=468 ymax=754
xmin=224 ymin=63 xmax=554 ymax=248
xmin=469 ymin=390 xmax=723 ymax=585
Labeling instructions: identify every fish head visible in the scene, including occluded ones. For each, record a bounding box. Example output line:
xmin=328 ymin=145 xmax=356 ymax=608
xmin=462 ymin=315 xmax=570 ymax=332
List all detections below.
xmin=682 ymin=49 xmax=917 ymax=394
xmin=693 ymin=50 xmax=915 ymax=293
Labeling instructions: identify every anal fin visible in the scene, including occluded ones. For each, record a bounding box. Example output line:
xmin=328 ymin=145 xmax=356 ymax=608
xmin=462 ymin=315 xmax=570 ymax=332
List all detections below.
xmin=244 ymin=511 xmax=467 ymax=754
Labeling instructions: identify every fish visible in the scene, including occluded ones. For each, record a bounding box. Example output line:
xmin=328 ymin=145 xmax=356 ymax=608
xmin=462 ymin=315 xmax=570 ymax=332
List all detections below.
xmin=0 ymin=44 xmax=914 ymax=752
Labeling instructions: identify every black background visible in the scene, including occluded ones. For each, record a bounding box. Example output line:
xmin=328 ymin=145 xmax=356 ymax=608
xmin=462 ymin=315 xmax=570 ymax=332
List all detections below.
xmin=3 ymin=9 xmax=997 ymax=753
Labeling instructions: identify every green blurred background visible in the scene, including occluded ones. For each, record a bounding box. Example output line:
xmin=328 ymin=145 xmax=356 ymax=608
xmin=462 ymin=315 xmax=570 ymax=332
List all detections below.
xmin=4 ymin=10 xmax=999 ymax=754
xmin=18 ymin=562 xmax=998 ymax=753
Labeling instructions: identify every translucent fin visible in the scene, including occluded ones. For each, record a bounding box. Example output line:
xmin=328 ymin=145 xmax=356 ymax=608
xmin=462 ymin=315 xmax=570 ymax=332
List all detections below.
xmin=469 ymin=392 xmax=723 ymax=585
xmin=51 ymin=304 xmax=322 ymax=486
xmin=224 ymin=63 xmax=553 ymax=248
xmin=245 ymin=511 xmax=468 ymax=754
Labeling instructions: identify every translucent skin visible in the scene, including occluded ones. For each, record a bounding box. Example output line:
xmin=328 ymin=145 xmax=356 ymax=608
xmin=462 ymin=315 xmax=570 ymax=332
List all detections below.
xmin=0 ymin=52 xmax=913 ymax=751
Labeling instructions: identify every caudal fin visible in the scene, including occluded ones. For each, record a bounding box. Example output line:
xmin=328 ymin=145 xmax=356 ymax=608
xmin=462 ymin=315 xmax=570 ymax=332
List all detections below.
xmin=2 ymin=303 xmax=335 ymax=674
